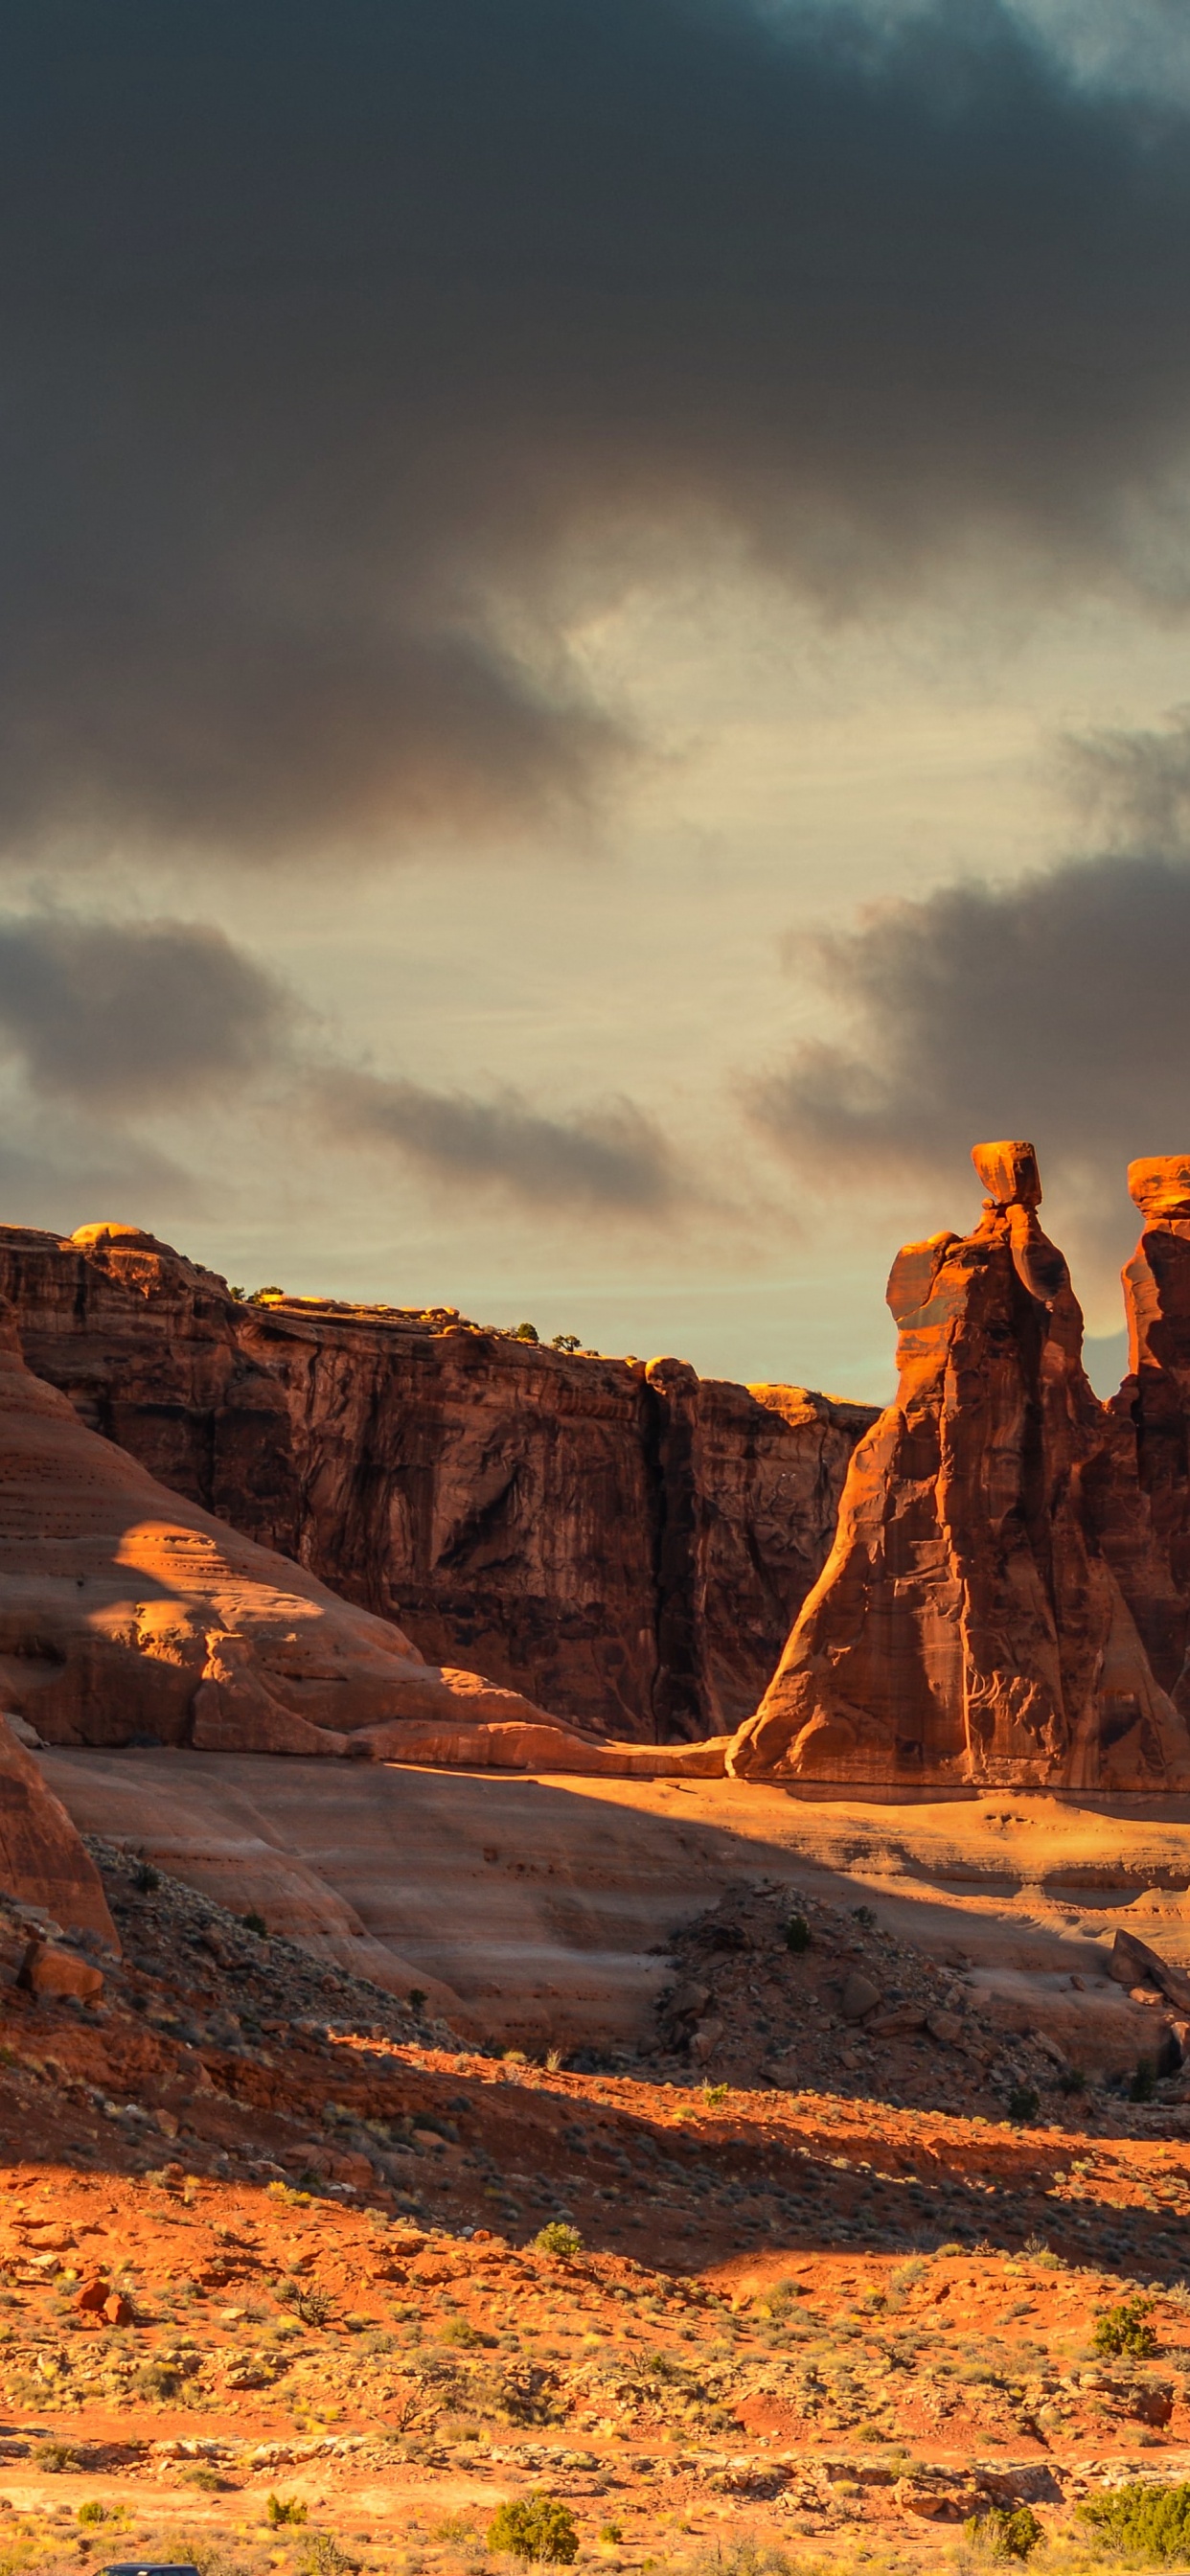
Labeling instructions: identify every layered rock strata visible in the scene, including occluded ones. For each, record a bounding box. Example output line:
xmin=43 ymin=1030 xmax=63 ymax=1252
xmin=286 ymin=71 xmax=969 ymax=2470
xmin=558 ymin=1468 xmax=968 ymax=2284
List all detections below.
xmin=0 ymin=1290 xmax=731 ymax=1771
xmin=730 ymin=1142 xmax=1190 ymax=1790
xmin=0 ymin=1223 xmax=872 ymax=1741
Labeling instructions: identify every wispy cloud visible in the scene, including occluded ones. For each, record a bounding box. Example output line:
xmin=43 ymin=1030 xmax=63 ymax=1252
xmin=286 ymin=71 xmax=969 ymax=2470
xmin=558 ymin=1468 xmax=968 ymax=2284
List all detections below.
xmin=313 ymin=1070 xmax=678 ymax=1212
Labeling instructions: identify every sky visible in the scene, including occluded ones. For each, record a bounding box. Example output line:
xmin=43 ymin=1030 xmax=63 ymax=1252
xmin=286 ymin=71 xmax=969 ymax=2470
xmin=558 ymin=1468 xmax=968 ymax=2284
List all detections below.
xmin=9 ymin=0 xmax=1190 ymax=1399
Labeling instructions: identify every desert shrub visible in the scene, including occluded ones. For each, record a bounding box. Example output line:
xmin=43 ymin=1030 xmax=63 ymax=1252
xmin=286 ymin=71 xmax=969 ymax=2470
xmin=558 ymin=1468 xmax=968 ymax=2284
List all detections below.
xmin=242 ymin=1911 xmax=267 ymax=1937
xmin=689 ymin=2543 xmax=791 ymax=2576
xmin=599 ymin=2527 xmax=624 ymax=2546
xmin=1007 ymin=2086 xmax=1041 ymax=2126
xmin=76 ymin=2504 xmax=106 ymax=2528
xmin=133 ymin=1861 xmax=160 ymax=1894
xmin=701 ymin=2082 xmax=728 ymax=2108
xmin=1058 ymin=2065 xmax=1087 ymax=2095
xmin=266 ymin=2496 xmax=309 ymax=2527
xmin=440 ymin=2317 xmax=479 ymax=2345
xmin=296 ymin=2536 xmax=356 ymax=2576
xmin=784 ymin=1915 xmax=811 ymax=1954
xmin=853 ymin=1904 xmax=877 ymax=1930
xmin=1079 ymin=2480 xmax=1190 ymax=2558
xmin=535 ymin=2221 xmax=583 ymax=2258
xmin=1132 ymin=2058 xmax=1158 ymax=2103
xmin=963 ymin=2505 xmax=1042 ymax=2558
xmin=136 ymin=2358 xmax=183 ymax=2400
xmin=1094 ymin=2296 xmax=1158 ymax=2358
xmin=489 ymin=2495 xmax=578 ymax=2564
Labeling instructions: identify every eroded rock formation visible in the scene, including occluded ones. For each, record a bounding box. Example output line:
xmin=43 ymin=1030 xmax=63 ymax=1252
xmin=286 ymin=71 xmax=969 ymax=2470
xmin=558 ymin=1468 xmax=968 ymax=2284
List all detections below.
xmin=0 ymin=1712 xmax=116 ymax=1945
xmin=0 ymin=1288 xmax=734 ymax=1773
xmin=0 ymin=1223 xmax=872 ymax=1741
xmin=730 ymin=1142 xmax=1190 ymax=1789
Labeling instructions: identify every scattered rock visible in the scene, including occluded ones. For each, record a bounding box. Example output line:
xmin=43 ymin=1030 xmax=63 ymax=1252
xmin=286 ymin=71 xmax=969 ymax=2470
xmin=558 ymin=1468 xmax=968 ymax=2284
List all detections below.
xmin=840 ymin=1972 xmax=881 ymax=2022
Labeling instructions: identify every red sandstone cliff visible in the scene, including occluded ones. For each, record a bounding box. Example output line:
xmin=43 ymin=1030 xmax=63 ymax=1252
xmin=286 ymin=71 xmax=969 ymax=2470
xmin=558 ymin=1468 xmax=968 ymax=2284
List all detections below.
xmin=730 ymin=1142 xmax=1190 ymax=1790
xmin=0 ymin=1289 xmax=727 ymax=1774
xmin=0 ymin=1223 xmax=872 ymax=1743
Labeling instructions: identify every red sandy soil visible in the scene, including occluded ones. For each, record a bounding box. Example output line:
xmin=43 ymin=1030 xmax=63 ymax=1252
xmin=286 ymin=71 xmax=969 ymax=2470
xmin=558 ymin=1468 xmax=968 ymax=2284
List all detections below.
xmin=4 ymin=1852 xmax=1190 ymax=2570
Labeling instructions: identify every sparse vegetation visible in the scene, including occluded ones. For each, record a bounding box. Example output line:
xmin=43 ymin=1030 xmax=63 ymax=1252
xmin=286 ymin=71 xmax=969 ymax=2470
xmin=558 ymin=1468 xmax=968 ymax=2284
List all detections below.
xmin=1094 ymin=2295 xmax=1158 ymax=2358
xmin=964 ymin=2504 xmax=1043 ymax=2558
xmin=1079 ymin=2479 xmax=1190 ymax=2558
xmin=266 ymin=2496 xmax=309 ymax=2527
xmin=535 ymin=2221 xmax=583 ymax=2257
xmin=1132 ymin=2056 xmax=1158 ymax=2102
xmin=488 ymin=2494 xmax=579 ymax=2564
xmin=784 ymin=1914 xmax=811 ymax=1953
xmin=1007 ymin=2085 xmax=1041 ymax=2125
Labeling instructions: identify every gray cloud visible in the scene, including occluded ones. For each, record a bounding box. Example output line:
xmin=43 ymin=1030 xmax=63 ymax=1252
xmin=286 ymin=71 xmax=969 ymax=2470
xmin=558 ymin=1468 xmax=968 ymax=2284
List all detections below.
xmin=315 ymin=1070 xmax=677 ymax=1211
xmin=0 ymin=906 xmax=681 ymax=1219
xmin=747 ymin=850 xmax=1190 ymax=1234
xmin=1065 ymin=706 xmax=1190 ymax=853
xmin=9 ymin=1 xmax=1190 ymax=860
xmin=0 ymin=914 xmax=290 ymax=1107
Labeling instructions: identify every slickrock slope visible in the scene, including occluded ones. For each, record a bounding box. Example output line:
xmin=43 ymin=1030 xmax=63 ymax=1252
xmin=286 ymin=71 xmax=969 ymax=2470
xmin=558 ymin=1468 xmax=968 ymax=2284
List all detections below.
xmin=0 ymin=1292 xmax=723 ymax=1774
xmin=0 ymin=1221 xmax=872 ymax=1740
xmin=731 ymin=1141 xmax=1190 ymax=1790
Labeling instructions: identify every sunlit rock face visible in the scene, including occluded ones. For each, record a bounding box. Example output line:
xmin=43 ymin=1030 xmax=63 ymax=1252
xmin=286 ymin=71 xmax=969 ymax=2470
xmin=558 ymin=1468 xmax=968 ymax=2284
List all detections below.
xmin=0 ymin=1285 xmax=569 ymax=1758
xmin=0 ymin=1224 xmax=872 ymax=1743
xmin=730 ymin=1144 xmax=1190 ymax=1791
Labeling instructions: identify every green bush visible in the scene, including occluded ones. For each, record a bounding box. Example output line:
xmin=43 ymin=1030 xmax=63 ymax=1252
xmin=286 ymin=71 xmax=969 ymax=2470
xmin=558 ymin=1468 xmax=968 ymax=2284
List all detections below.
xmin=76 ymin=2504 xmax=106 ymax=2528
xmin=266 ymin=2495 xmax=309 ymax=2527
xmin=1132 ymin=2057 xmax=1157 ymax=2103
xmin=1007 ymin=2085 xmax=1041 ymax=2126
xmin=242 ymin=1910 xmax=267 ymax=1937
xmin=535 ymin=2220 xmax=583 ymax=2257
xmin=489 ymin=2494 xmax=579 ymax=2564
xmin=1079 ymin=2480 xmax=1190 ymax=2559
xmin=784 ymin=1915 xmax=811 ymax=1953
xmin=963 ymin=2505 xmax=1042 ymax=2559
xmin=1094 ymin=2295 xmax=1158 ymax=2358
xmin=1058 ymin=2066 xmax=1087 ymax=2095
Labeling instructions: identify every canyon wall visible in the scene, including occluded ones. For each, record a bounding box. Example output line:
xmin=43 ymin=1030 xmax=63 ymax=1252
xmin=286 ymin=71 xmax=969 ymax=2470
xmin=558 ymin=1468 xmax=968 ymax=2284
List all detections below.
xmin=0 ymin=1224 xmax=873 ymax=1743
xmin=730 ymin=1142 xmax=1190 ymax=1791
xmin=0 ymin=1282 xmax=727 ymax=1775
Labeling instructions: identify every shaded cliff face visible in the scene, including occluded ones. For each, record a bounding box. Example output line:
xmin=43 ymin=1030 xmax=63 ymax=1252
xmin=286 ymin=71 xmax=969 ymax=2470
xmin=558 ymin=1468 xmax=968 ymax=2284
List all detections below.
xmin=731 ymin=1142 xmax=1190 ymax=1791
xmin=0 ymin=1223 xmax=872 ymax=1741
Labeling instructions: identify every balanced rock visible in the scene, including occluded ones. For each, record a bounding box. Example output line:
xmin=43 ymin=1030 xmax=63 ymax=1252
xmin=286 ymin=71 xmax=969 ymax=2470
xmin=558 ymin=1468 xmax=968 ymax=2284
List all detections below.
xmin=730 ymin=1143 xmax=1190 ymax=1789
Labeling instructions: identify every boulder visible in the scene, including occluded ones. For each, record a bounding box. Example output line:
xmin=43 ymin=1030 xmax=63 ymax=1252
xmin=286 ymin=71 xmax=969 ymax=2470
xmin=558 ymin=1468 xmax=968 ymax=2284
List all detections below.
xmin=840 ymin=1971 xmax=882 ymax=2021
xmin=1108 ymin=1927 xmax=1190 ymax=2014
xmin=20 ymin=1941 xmax=104 ymax=2001
xmin=730 ymin=1142 xmax=1190 ymax=1790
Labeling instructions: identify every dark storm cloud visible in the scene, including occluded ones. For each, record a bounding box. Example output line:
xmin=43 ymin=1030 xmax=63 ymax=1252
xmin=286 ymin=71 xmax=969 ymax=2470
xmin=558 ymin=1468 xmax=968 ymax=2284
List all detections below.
xmin=9 ymin=0 xmax=1190 ymax=858
xmin=0 ymin=915 xmax=290 ymax=1106
xmin=315 ymin=1070 xmax=677 ymax=1209
xmin=746 ymin=850 xmax=1190 ymax=1199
